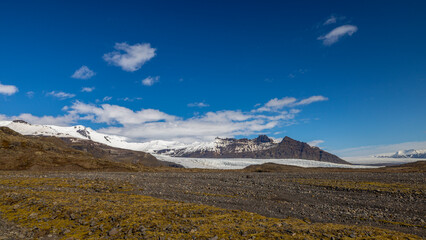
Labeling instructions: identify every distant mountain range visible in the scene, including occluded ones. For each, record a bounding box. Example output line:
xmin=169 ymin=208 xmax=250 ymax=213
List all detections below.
xmin=0 ymin=120 xmax=348 ymax=164
xmin=374 ymin=149 xmax=426 ymax=159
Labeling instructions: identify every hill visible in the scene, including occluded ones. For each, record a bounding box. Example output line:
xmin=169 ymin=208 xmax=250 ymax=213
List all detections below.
xmin=0 ymin=127 xmax=167 ymax=171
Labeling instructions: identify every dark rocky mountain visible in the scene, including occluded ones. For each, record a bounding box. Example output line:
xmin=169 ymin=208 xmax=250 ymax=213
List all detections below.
xmin=175 ymin=136 xmax=349 ymax=164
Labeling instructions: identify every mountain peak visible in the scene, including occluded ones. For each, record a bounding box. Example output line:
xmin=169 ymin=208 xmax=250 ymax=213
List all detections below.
xmin=255 ymin=135 xmax=273 ymax=143
xmin=281 ymin=136 xmax=297 ymax=143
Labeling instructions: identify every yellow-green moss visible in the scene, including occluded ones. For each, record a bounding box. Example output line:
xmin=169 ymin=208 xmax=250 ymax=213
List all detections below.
xmin=0 ymin=176 xmax=422 ymax=239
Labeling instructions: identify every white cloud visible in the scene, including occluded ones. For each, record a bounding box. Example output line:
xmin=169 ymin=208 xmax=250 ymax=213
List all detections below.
xmin=118 ymin=97 xmax=143 ymax=102
xmin=26 ymin=91 xmax=35 ymax=98
xmin=97 ymin=110 xmax=281 ymax=142
xmin=318 ymin=25 xmax=358 ymax=45
xmin=255 ymin=96 xmax=328 ymax=112
xmin=71 ymin=66 xmax=95 ymax=79
xmin=323 ymin=16 xmax=336 ymax=25
xmin=308 ymin=140 xmax=324 ymax=147
xmin=0 ymin=113 xmax=76 ymax=126
xmin=103 ymin=96 xmax=112 ymax=102
xmin=294 ymin=95 xmax=328 ymax=106
xmin=81 ymin=87 xmax=95 ymax=92
xmin=0 ymin=83 xmax=18 ymax=96
xmin=188 ymin=102 xmax=209 ymax=108
xmin=142 ymin=76 xmax=159 ymax=86
xmin=69 ymin=101 xmax=176 ymax=125
xmin=103 ymin=42 xmax=156 ymax=72
xmin=46 ymin=91 xmax=75 ymax=100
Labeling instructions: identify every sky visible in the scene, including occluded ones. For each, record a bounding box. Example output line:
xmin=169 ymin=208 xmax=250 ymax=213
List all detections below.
xmin=0 ymin=0 xmax=425 ymax=153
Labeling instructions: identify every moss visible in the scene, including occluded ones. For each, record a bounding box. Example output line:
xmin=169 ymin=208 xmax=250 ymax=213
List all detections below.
xmin=0 ymin=175 xmax=422 ymax=239
xmin=290 ymin=178 xmax=425 ymax=194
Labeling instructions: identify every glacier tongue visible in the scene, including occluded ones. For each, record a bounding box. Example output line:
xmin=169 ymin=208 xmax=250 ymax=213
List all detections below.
xmin=154 ymin=155 xmax=379 ymax=169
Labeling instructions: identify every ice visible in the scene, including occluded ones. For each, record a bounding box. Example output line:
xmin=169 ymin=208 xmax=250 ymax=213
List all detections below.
xmin=154 ymin=155 xmax=380 ymax=169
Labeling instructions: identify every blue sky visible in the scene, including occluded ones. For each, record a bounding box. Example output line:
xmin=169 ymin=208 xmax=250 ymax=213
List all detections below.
xmin=0 ymin=0 xmax=425 ymax=152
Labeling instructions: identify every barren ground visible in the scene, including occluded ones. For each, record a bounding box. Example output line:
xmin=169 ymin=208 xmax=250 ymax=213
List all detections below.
xmin=0 ymin=169 xmax=424 ymax=239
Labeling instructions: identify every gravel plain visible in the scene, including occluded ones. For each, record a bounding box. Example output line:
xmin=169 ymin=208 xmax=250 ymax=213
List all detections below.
xmin=1 ymin=169 xmax=422 ymax=238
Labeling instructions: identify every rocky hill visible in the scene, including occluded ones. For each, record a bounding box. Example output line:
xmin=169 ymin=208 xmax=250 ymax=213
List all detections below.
xmin=60 ymin=138 xmax=182 ymax=168
xmin=0 ymin=127 xmax=177 ymax=171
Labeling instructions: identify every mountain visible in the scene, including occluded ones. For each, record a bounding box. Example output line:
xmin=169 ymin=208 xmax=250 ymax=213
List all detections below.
xmin=0 ymin=126 xmax=180 ymax=171
xmin=60 ymin=138 xmax=182 ymax=168
xmin=157 ymin=135 xmax=278 ymax=157
xmin=0 ymin=127 xmax=135 ymax=171
xmin=0 ymin=120 xmax=183 ymax=152
xmin=374 ymin=149 xmax=426 ymax=159
xmin=165 ymin=136 xmax=348 ymax=164
xmin=0 ymin=120 xmax=348 ymax=164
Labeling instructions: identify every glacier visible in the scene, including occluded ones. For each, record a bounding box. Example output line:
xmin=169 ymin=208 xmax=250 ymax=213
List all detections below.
xmin=154 ymin=155 xmax=379 ymax=169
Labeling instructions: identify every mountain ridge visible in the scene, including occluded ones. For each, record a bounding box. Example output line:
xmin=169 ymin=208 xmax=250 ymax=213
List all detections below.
xmin=374 ymin=149 xmax=426 ymax=159
xmin=1 ymin=120 xmax=348 ymax=164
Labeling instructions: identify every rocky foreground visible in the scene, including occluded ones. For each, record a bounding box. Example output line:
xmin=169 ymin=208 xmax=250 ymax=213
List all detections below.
xmin=0 ymin=167 xmax=424 ymax=239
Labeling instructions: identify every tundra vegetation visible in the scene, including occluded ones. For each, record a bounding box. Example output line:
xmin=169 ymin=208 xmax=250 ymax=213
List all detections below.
xmin=0 ymin=174 xmax=423 ymax=239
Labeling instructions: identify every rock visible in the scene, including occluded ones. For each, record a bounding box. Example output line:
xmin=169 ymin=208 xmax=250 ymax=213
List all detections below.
xmin=108 ymin=228 xmax=119 ymax=236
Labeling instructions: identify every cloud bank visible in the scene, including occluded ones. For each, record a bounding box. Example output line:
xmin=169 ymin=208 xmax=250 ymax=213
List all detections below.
xmin=0 ymin=113 xmax=76 ymax=126
xmin=1 ymin=96 xmax=328 ymax=142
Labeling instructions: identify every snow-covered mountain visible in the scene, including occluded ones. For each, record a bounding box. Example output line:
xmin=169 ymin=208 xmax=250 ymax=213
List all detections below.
xmin=0 ymin=120 xmax=347 ymax=164
xmin=0 ymin=120 xmax=279 ymax=156
xmin=374 ymin=149 xmax=426 ymax=159
xmin=0 ymin=120 xmax=184 ymax=153
xmin=156 ymin=135 xmax=280 ymax=157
